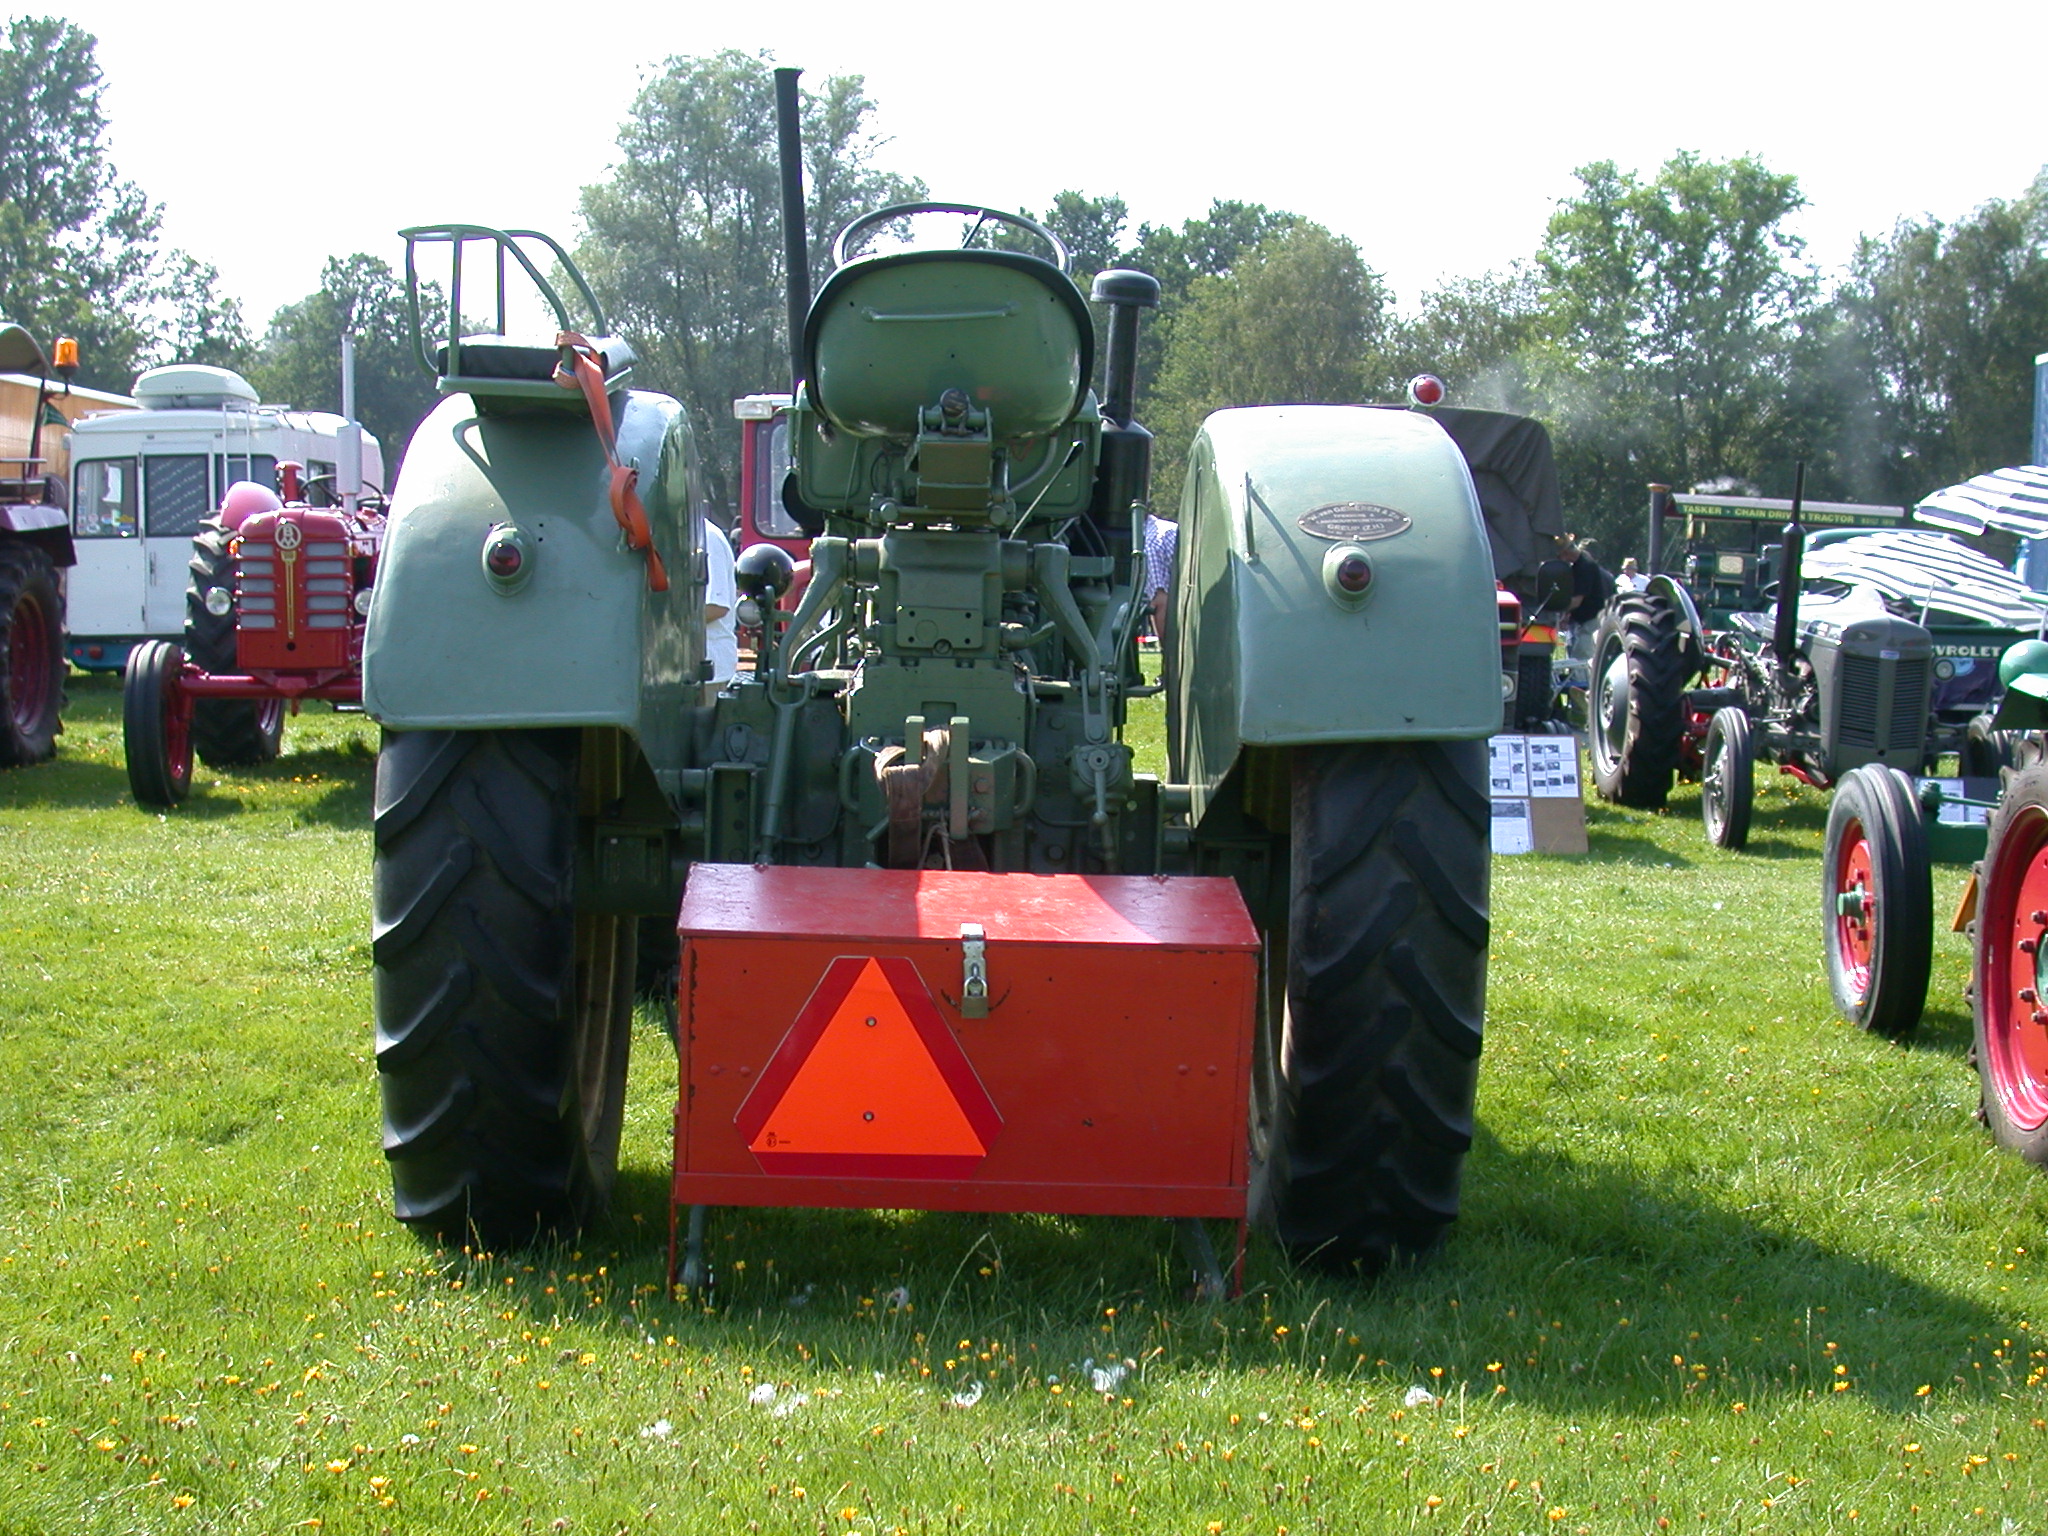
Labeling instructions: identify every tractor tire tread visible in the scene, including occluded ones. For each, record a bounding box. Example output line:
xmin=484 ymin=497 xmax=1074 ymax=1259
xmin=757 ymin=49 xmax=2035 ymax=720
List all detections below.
xmin=373 ymin=727 xmax=632 ymax=1248
xmin=0 ymin=542 xmax=65 ymax=767
xmin=1254 ymin=739 xmax=1489 ymax=1272
xmin=1591 ymin=592 xmax=1686 ymax=808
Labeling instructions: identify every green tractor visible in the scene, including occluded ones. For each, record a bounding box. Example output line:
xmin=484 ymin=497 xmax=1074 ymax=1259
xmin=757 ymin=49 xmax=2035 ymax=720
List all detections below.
xmin=361 ymin=81 xmax=1502 ymax=1274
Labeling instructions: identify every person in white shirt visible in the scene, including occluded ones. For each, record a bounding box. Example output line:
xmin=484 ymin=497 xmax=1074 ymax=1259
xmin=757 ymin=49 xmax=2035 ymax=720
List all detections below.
xmin=705 ymin=523 xmax=738 ymax=685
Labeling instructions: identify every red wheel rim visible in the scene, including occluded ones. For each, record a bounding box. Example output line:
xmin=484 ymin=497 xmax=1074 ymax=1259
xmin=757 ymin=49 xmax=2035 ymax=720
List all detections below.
xmin=1983 ymin=802 xmax=2048 ymax=1131
xmin=1832 ymin=816 xmax=1876 ymax=1002
xmin=7 ymin=588 xmax=50 ymax=734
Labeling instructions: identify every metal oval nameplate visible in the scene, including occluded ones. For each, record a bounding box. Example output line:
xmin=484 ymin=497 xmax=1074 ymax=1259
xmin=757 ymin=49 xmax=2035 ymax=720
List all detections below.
xmin=1297 ymin=502 xmax=1411 ymax=542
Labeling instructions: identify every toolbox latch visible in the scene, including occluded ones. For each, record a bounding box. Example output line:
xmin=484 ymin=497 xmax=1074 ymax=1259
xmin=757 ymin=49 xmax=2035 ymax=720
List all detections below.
xmin=959 ymin=922 xmax=989 ymax=1019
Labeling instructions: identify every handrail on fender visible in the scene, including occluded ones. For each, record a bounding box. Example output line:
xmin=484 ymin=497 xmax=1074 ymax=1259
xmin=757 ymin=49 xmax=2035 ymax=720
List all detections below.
xmin=399 ymin=224 xmax=609 ymax=380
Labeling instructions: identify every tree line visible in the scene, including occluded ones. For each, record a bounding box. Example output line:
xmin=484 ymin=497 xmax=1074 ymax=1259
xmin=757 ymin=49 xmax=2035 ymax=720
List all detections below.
xmin=8 ymin=22 xmax=2045 ymax=562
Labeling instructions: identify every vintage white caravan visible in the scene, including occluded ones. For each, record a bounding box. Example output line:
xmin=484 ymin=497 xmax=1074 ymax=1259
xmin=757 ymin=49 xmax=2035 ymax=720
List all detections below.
xmin=64 ymin=365 xmax=382 ymax=669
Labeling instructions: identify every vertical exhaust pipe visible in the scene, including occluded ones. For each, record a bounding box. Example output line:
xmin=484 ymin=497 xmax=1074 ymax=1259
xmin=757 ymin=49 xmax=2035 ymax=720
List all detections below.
xmin=773 ymin=67 xmax=811 ymax=397
xmin=1772 ymin=461 xmax=1807 ymax=671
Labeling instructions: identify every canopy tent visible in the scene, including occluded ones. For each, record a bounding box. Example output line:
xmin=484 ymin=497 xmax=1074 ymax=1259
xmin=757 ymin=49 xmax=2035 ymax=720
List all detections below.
xmin=1801 ymin=528 xmax=2048 ymax=631
xmin=1913 ymin=465 xmax=2048 ymax=539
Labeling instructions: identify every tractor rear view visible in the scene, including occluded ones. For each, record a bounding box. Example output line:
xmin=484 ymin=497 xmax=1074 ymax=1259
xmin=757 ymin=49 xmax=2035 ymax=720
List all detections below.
xmin=360 ymin=77 xmax=1502 ymax=1277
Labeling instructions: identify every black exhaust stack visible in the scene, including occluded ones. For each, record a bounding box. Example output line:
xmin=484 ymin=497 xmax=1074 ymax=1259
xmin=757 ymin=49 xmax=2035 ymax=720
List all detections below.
xmin=773 ymin=67 xmax=811 ymax=397
xmin=1772 ymin=461 xmax=1808 ymax=672
xmin=1647 ymin=483 xmax=1670 ymax=575
xmin=1087 ymin=269 xmax=1161 ymax=585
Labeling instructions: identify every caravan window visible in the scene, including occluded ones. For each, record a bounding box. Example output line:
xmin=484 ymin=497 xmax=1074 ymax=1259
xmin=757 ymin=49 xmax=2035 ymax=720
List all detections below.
xmin=73 ymin=458 xmax=137 ymax=538
xmin=215 ymin=454 xmax=277 ymax=494
xmin=144 ymin=455 xmax=212 ymax=538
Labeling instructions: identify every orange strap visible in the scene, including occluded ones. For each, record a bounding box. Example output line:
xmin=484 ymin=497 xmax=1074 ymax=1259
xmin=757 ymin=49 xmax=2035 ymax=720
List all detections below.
xmin=554 ymin=332 xmax=669 ymax=593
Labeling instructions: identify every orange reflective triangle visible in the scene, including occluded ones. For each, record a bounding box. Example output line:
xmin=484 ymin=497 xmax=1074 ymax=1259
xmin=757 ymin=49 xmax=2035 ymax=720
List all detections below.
xmin=736 ymin=957 xmax=1001 ymax=1176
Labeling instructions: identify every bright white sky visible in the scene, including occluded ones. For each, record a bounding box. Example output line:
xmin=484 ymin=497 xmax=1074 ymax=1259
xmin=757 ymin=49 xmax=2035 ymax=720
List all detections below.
xmin=44 ymin=0 xmax=2048 ymax=331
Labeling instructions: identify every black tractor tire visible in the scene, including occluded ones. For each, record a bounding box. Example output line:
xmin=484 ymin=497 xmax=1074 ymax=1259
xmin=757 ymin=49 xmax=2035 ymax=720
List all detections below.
xmin=1588 ymin=591 xmax=1687 ymax=808
xmin=185 ymin=519 xmax=285 ymax=768
xmin=1961 ymin=715 xmax=2033 ymax=780
xmin=1822 ymin=764 xmax=1931 ymax=1038
xmin=0 ymin=541 xmax=65 ymax=767
xmin=1249 ymin=740 xmax=1489 ymax=1273
xmin=122 ymin=639 xmax=192 ymax=807
xmin=373 ymin=728 xmax=635 ymax=1248
xmin=1701 ymin=705 xmax=1756 ymax=849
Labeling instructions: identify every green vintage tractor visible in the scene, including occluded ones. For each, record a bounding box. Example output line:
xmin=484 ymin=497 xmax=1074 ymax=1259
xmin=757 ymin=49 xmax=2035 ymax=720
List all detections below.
xmin=362 ymin=85 xmax=1501 ymax=1274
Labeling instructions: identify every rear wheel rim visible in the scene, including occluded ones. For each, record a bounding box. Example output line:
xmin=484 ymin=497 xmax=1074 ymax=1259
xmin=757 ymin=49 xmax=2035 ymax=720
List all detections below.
xmin=1986 ymin=804 xmax=2048 ymax=1131
xmin=8 ymin=588 xmax=50 ymax=734
xmin=1594 ymin=649 xmax=1628 ymax=766
xmin=1831 ymin=817 xmax=1876 ymax=1002
xmin=1704 ymin=733 xmax=1728 ymax=836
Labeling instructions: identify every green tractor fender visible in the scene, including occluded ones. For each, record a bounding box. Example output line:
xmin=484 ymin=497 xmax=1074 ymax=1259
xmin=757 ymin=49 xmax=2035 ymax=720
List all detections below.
xmin=361 ymin=387 xmax=704 ymax=776
xmin=1170 ymin=405 xmax=1502 ymax=817
xmin=1644 ymin=571 xmax=1711 ymax=676
xmin=1990 ymin=638 xmax=2048 ymax=732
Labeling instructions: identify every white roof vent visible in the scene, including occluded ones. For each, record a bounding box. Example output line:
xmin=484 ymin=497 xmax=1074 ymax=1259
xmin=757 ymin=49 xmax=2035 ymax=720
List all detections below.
xmin=133 ymin=364 xmax=260 ymax=410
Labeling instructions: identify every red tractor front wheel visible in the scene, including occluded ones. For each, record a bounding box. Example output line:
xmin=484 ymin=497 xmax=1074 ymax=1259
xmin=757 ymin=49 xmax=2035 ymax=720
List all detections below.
xmin=1822 ymin=764 xmax=1931 ymax=1038
xmin=1973 ymin=764 xmax=2048 ymax=1162
xmin=122 ymin=640 xmax=193 ymax=807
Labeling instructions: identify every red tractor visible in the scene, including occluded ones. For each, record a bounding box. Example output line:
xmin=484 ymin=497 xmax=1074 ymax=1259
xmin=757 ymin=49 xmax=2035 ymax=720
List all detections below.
xmin=122 ymin=461 xmax=383 ymax=805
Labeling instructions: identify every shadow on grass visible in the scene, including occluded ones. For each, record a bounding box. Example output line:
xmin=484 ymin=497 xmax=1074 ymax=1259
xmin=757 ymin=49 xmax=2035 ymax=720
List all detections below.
xmin=403 ymin=1123 xmax=2029 ymax=1422
xmin=0 ymin=757 xmax=135 ymax=810
xmin=1904 ymin=999 xmax=1977 ymax=1062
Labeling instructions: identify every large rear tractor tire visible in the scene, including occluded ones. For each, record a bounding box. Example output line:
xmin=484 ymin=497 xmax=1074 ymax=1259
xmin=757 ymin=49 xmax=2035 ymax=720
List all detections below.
xmin=122 ymin=639 xmax=192 ymax=807
xmin=1971 ymin=764 xmax=2048 ymax=1165
xmin=374 ymin=729 xmax=636 ymax=1248
xmin=0 ymin=542 xmax=65 ymax=767
xmin=1588 ymin=591 xmax=1686 ymax=808
xmin=186 ymin=519 xmax=285 ymax=767
xmin=1701 ymin=705 xmax=1756 ymax=849
xmin=1823 ymin=764 xmax=1931 ymax=1038
xmin=1249 ymin=740 xmax=1489 ymax=1273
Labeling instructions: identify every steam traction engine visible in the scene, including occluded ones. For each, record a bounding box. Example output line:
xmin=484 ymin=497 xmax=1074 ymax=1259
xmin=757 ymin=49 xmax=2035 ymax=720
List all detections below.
xmin=122 ymin=462 xmax=383 ymax=805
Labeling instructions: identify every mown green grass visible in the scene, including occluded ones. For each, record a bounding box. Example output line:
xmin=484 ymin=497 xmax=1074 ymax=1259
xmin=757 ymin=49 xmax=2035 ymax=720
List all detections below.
xmin=4 ymin=675 xmax=2046 ymax=1533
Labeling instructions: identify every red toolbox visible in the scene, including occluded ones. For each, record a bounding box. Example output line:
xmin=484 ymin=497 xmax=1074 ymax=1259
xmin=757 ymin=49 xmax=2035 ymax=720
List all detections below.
xmin=671 ymin=864 xmax=1259 ymax=1220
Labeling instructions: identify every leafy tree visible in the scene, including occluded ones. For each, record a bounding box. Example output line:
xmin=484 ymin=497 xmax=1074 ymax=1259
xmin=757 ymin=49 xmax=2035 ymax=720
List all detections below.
xmin=1369 ymin=266 xmax=1546 ymax=411
xmin=0 ymin=16 xmax=247 ymax=389
xmin=1033 ymin=191 xmax=1130 ymax=288
xmin=246 ymin=256 xmax=442 ymax=480
xmin=1530 ymin=152 xmax=1814 ymax=551
xmin=1130 ymin=200 xmax=1301 ymax=311
xmin=575 ymin=52 xmax=922 ymax=511
xmin=1827 ymin=169 xmax=2048 ymax=500
xmin=1146 ymin=223 xmax=1389 ymax=513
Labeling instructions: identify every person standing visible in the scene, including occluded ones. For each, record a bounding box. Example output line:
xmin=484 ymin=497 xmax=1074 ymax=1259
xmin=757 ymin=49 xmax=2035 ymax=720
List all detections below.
xmin=705 ymin=522 xmax=738 ymax=687
xmin=1143 ymin=512 xmax=1178 ymax=645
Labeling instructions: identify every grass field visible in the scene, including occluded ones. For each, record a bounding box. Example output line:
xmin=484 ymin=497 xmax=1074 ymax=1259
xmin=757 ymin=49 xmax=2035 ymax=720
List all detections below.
xmin=5 ymin=674 xmax=2048 ymax=1534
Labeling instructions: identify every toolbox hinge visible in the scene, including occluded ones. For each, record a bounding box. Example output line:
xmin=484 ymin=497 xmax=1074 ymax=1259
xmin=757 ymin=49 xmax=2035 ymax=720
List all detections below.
xmin=959 ymin=922 xmax=989 ymax=1019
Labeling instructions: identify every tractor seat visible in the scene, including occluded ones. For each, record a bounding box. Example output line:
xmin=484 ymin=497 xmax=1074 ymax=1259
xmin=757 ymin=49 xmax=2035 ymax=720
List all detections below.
xmin=434 ymin=334 xmax=636 ymax=387
xmin=804 ymin=250 xmax=1093 ymax=440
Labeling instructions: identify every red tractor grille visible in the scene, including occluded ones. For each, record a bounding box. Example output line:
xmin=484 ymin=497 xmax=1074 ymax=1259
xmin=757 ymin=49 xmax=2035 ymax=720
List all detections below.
xmin=234 ymin=513 xmax=358 ymax=672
